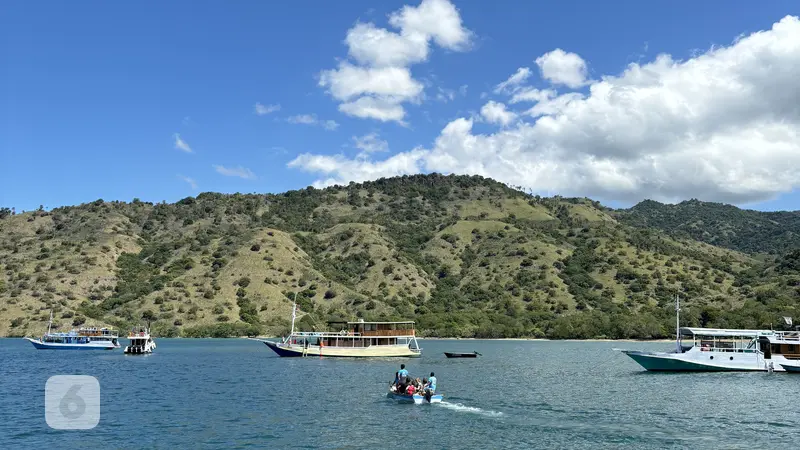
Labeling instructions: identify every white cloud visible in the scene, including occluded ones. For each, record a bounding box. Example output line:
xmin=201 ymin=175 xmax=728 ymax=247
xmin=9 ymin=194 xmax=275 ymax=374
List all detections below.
xmin=173 ymin=133 xmax=192 ymax=153
xmin=255 ymin=102 xmax=281 ymax=115
xmin=352 ymin=133 xmax=389 ymax=158
xmin=287 ymin=114 xmax=340 ymax=130
xmin=288 ymin=149 xmax=427 ymax=188
xmin=494 ymin=67 xmax=532 ymax=93
xmin=289 ymin=16 xmax=800 ymax=205
xmin=319 ymin=0 xmax=472 ymax=123
xmin=319 ymin=64 xmax=423 ymax=102
xmin=338 ymin=97 xmax=406 ymax=123
xmin=213 ymin=165 xmax=256 ymax=180
xmin=535 ymin=48 xmax=590 ymax=89
xmin=177 ymin=175 xmax=198 ymax=190
xmin=509 ymin=87 xmax=555 ymax=104
xmin=480 ymin=101 xmax=517 ymax=126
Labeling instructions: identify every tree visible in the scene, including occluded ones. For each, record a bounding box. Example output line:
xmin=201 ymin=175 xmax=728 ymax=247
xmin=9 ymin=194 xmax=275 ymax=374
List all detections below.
xmin=142 ymin=310 xmax=157 ymax=322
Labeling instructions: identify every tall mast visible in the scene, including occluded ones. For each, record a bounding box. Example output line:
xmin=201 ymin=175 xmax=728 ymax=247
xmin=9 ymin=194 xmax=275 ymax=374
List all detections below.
xmin=675 ymin=294 xmax=681 ymax=353
xmin=47 ymin=309 xmax=53 ymax=335
xmin=290 ymin=292 xmax=298 ymax=336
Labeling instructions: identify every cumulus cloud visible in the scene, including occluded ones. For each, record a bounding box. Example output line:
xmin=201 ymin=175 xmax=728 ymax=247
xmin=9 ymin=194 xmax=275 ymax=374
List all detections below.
xmin=289 ymin=16 xmax=800 ymax=205
xmin=173 ymin=133 xmax=192 ymax=153
xmin=535 ymin=48 xmax=590 ymax=88
xmin=213 ymin=165 xmax=256 ymax=180
xmin=352 ymin=132 xmax=389 ymax=158
xmin=288 ymin=149 xmax=428 ymax=188
xmin=287 ymin=114 xmax=340 ymax=130
xmin=319 ymin=0 xmax=472 ymax=122
xmin=254 ymin=102 xmax=281 ymax=115
xmin=480 ymin=101 xmax=517 ymax=126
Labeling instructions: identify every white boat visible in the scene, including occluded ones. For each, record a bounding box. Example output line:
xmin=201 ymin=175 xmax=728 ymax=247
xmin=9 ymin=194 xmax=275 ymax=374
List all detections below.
xmin=260 ymin=297 xmax=422 ymax=358
xmin=620 ymin=296 xmax=800 ymax=372
xmin=124 ymin=326 xmax=156 ymax=354
xmin=26 ymin=311 xmax=120 ymax=350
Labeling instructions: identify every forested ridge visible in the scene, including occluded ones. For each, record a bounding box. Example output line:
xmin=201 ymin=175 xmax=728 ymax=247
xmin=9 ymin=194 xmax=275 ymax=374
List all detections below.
xmin=2 ymin=174 xmax=800 ymax=339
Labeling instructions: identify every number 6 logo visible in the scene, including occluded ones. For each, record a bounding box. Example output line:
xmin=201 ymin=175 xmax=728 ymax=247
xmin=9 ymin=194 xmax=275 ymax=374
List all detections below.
xmin=46 ymin=375 xmax=100 ymax=430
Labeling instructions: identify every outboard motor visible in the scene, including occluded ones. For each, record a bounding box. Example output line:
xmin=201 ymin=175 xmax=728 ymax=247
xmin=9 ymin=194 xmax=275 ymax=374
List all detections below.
xmin=424 ymin=391 xmax=432 ymax=403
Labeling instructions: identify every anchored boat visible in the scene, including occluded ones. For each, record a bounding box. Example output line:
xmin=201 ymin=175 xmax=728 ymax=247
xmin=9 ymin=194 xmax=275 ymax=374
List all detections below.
xmin=26 ymin=311 xmax=120 ymax=350
xmin=261 ymin=299 xmax=422 ymax=358
xmin=444 ymin=351 xmax=480 ymax=358
xmin=620 ymin=296 xmax=800 ymax=372
xmin=124 ymin=326 xmax=156 ymax=354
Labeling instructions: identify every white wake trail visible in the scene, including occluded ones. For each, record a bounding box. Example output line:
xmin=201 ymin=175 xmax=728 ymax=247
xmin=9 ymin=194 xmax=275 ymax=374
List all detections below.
xmin=436 ymin=401 xmax=504 ymax=417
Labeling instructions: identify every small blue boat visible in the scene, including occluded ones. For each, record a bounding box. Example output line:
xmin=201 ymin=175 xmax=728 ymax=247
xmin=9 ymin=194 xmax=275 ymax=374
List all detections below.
xmin=387 ymin=391 xmax=443 ymax=404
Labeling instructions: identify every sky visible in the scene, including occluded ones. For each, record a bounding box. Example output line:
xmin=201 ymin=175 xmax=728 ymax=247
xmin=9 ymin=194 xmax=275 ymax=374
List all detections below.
xmin=2 ymin=0 xmax=800 ymax=212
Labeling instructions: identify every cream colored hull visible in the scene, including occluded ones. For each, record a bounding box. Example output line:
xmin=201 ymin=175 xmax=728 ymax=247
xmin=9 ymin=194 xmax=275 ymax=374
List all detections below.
xmin=266 ymin=341 xmax=421 ymax=358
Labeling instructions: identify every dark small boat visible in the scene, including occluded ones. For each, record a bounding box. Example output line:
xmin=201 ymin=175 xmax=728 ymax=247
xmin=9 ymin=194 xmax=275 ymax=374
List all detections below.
xmin=444 ymin=351 xmax=481 ymax=358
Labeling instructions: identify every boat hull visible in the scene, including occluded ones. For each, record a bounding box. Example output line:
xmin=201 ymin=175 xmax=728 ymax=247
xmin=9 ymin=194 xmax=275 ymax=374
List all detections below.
xmin=621 ymin=350 xmax=777 ymax=372
xmin=263 ymin=340 xmax=421 ymax=358
xmin=780 ymin=363 xmax=800 ymax=372
xmin=27 ymin=338 xmax=118 ymax=350
xmin=386 ymin=392 xmax=443 ymax=404
xmin=444 ymin=352 xmax=478 ymax=358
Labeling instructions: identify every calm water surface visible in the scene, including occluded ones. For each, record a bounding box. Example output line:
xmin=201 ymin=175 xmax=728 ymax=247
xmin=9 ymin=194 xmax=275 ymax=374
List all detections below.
xmin=1 ymin=338 xmax=798 ymax=449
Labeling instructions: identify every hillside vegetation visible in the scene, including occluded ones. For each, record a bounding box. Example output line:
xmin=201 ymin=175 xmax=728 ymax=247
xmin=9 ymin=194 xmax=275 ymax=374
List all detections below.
xmin=618 ymin=199 xmax=800 ymax=255
xmin=2 ymin=174 xmax=800 ymax=339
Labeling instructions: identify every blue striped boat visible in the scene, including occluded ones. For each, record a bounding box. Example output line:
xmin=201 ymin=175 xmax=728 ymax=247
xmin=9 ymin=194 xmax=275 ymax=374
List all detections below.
xmin=386 ymin=391 xmax=443 ymax=404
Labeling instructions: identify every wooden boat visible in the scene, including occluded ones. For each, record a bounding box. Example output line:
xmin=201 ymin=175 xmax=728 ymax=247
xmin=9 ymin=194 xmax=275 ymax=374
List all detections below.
xmin=260 ymin=297 xmax=422 ymax=358
xmin=386 ymin=391 xmax=443 ymax=404
xmin=444 ymin=351 xmax=480 ymax=358
xmin=26 ymin=311 xmax=120 ymax=350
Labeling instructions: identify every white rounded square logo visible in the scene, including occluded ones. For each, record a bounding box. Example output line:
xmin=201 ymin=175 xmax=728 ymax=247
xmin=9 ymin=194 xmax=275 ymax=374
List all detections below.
xmin=45 ymin=375 xmax=100 ymax=430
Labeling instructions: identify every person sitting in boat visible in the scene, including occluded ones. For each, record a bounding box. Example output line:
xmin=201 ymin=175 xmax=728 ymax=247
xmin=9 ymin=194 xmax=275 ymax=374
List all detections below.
xmin=397 ymin=364 xmax=409 ymax=384
xmin=406 ymin=383 xmax=416 ymax=396
xmin=424 ymin=372 xmax=437 ymax=394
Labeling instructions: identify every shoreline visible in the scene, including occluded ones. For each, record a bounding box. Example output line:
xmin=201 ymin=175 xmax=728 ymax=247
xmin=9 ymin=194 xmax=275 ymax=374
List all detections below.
xmin=248 ymin=336 xmax=675 ymax=343
xmin=0 ymin=335 xmax=675 ymax=342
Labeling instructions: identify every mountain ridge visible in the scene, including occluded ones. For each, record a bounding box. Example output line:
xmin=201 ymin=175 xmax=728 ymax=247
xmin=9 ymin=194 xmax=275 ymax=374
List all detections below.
xmin=2 ymin=174 xmax=799 ymax=339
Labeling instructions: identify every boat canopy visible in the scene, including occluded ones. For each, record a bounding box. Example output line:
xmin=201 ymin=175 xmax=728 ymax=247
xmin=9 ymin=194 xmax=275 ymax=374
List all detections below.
xmin=679 ymin=327 xmax=773 ymax=338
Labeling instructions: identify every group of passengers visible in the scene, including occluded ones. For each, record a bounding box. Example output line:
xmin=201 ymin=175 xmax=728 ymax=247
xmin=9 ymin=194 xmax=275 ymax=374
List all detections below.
xmin=390 ymin=364 xmax=437 ymax=396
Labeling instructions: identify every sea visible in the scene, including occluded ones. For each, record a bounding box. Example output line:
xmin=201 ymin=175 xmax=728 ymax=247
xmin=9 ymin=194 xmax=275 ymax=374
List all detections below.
xmin=1 ymin=338 xmax=797 ymax=449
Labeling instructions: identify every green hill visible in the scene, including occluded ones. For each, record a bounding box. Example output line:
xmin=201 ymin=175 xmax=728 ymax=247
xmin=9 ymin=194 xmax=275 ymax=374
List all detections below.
xmin=618 ymin=199 xmax=800 ymax=255
xmin=2 ymin=174 xmax=799 ymax=339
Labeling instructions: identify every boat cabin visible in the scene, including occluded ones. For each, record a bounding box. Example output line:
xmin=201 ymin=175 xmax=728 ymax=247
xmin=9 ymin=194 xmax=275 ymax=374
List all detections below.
xmin=678 ymin=327 xmax=767 ymax=353
xmin=679 ymin=327 xmax=800 ymax=359
xmin=285 ymin=320 xmax=419 ymax=350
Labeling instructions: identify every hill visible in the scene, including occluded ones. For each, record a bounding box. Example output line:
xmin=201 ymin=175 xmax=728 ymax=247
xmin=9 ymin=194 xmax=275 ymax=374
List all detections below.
xmin=618 ymin=199 xmax=800 ymax=255
xmin=2 ymin=174 xmax=799 ymax=339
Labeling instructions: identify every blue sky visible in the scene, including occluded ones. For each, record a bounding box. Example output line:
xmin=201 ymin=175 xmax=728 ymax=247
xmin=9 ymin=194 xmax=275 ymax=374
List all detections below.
xmin=2 ymin=0 xmax=799 ymax=212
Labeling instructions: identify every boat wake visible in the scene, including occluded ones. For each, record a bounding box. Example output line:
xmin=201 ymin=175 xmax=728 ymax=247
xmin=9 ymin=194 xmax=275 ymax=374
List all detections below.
xmin=436 ymin=401 xmax=503 ymax=417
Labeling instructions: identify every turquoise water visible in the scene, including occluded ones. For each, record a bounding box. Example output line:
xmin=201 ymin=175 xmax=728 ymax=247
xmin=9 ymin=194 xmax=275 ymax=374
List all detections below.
xmin=1 ymin=338 xmax=798 ymax=449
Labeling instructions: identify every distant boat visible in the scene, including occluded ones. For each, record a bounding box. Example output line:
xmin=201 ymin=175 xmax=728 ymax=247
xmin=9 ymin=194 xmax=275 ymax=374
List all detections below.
xmin=619 ymin=296 xmax=800 ymax=372
xmin=124 ymin=326 xmax=156 ymax=354
xmin=260 ymin=296 xmax=422 ymax=358
xmin=386 ymin=391 xmax=443 ymax=404
xmin=444 ymin=351 xmax=480 ymax=358
xmin=26 ymin=311 xmax=120 ymax=350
